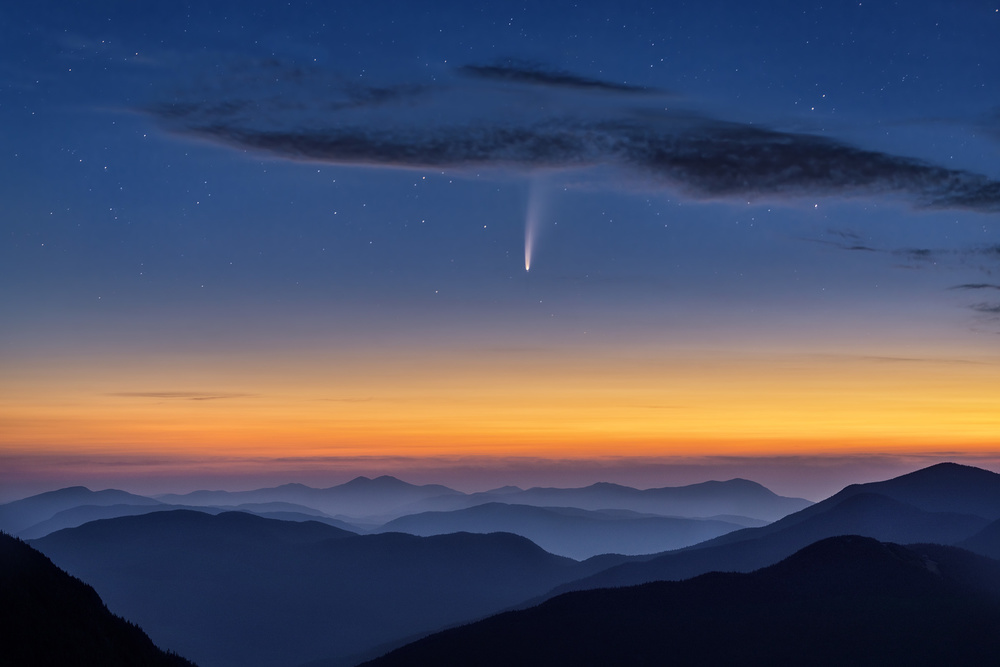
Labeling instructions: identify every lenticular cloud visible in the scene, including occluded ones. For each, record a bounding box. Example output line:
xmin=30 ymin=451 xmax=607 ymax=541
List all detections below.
xmin=147 ymin=59 xmax=1000 ymax=213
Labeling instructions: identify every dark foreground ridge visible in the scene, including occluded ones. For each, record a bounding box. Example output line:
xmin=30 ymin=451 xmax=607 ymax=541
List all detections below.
xmin=0 ymin=531 xmax=195 ymax=667
xmin=364 ymin=535 xmax=1000 ymax=667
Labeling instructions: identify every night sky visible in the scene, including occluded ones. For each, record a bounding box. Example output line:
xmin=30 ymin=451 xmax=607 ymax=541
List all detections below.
xmin=3 ymin=0 xmax=999 ymax=501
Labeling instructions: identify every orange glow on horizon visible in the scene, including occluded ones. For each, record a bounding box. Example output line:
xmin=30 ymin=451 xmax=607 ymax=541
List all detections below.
xmin=3 ymin=344 xmax=999 ymax=463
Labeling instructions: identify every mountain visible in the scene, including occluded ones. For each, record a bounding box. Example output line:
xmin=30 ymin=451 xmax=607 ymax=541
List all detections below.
xmin=838 ymin=462 xmax=1000 ymax=519
xmin=548 ymin=464 xmax=1000 ymax=593
xmin=154 ymin=476 xmax=808 ymax=522
xmin=224 ymin=501 xmax=331 ymax=516
xmin=19 ymin=504 xmax=184 ymax=539
xmin=239 ymin=510 xmax=361 ymax=532
xmin=414 ymin=478 xmax=811 ymax=522
xmin=0 ymin=531 xmax=195 ymax=667
xmin=155 ymin=475 xmax=461 ymax=519
xmin=959 ymin=518 xmax=1000 ymax=560
xmin=363 ymin=535 xmax=1000 ymax=667
xmin=378 ymin=502 xmax=745 ymax=560
xmin=16 ymin=501 xmax=361 ymax=539
xmin=32 ymin=510 xmax=624 ymax=667
xmin=694 ymin=462 xmax=1000 ymax=552
xmin=0 ymin=487 xmax=161 ymax=535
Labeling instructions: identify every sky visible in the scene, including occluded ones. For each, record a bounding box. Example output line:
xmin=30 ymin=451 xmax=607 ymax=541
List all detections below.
xmin=2 ymin=0 xmax=1000 ymax=502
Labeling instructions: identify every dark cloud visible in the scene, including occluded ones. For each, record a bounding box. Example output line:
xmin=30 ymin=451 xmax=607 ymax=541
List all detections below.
xmin=820 ymin=237 xmax=1000 ymax=274
xmin=979 ymin=244 xmax=1000 ymax=257
xmin=970 ymin=302 xmax=1000 ymax=315
xmin=146 ymin=59 xmax=1000 ymax=213
xmin=892 ymin=248 xmax=936 ymax=261
xmin=949 ymin=283 xmax=1000 ymax=291
xmin=458 ymin=59 xmax=656 ymax=94
xmin=813 ymin=234 xmax=942 ymax=262
xmin=109 ymin=391 xmax=252 ymax=401
xmin=809 ymin=238 xmax=878 ymax=252
xmin=817 ymin=229 xmax=880 ymax=252
xmin=619 ymin=122 xmax=1000 ymax=211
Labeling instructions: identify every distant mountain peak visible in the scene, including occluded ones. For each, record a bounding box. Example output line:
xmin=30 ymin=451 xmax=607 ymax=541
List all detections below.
xmin=828 ymin=462 xmax=1000 ymax=521
xmin=587 ymin=482 xmax=631 ymax=490
xmin=719 ymin=477 xmax=767 ymax=488
xmin=33 ymin=486 xmax=95 ymax=498
xmin=372 ymin=475 xmax=405 ymax=483
xmin=899 ymin=461 xmax=998 ymax=481
xmin=485 ymin=485 xmax=523 ymax=494
xmin=334 ymin=475 xmax=414 ymax=490
xmin=342 ymin=475 xmax=407 ymax=488
xmin=684 ymin=478 xmax=772 ymax=493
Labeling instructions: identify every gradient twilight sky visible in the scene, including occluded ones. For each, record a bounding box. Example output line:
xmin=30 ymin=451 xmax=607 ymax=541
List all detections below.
xmin=3 ymin=1 xmax=1000 ymax=502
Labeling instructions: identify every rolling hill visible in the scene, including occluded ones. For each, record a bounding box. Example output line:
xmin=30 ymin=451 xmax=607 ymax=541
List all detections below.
xmin=411 ymin=478 xmax=811 ymax=522
xmin=32 ymin=510 xmax=624 ymax=667
xmin=0 ymin=487 xmax=162 ymax=536
xmin=16 ymin=501 xmax=359 ymax=540
xmin=155 ymin=476 xmax=461 ymax=520
xmin=379 ymin=502 xmax=745 ymax=559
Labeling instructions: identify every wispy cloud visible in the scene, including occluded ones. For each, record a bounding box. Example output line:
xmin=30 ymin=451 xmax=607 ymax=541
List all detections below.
xmin=970 ymin=302 xmax=1000 ymax=315
xmin=816 ymin=229 xmax=880 ymax=252
xmin=949 ymin=283 xmax=1000 ymax=291
xmin=814 ymin=237 xmax=1000 ymax=326
xmin=457 ymin=59 xmax=659 ymax=94
xmin=819 ymin=231 xmax=1000 ymax=271
xmin=109 ymin=391 xmax=253 ymax=401
xmin=146 ymin=59 xmax=1000 ymax=212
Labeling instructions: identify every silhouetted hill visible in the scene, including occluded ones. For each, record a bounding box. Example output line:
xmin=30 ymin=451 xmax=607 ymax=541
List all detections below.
xmin=244 ymin=510 xmax=361 ymax=532
xmin=548 ymin=490 xmax=990 ymax=593
xmin=415 ymin=478 xmax=810 ymax=522
xmin=18 ymin=504 xmax=209 ymax=539
xmin=18 ymin=501 xmax=360 ymax=539
xmin=844 ymin=462 xmax=1000 ymax=519
xmin=959 ymin=518 xmax=1000 ymax=560
xmin=32 ymin=510 xmax=621 ymax=667
xmin=224 ymin=501 xmax=331 ymax=516
xmin=378 ymin=502 xmax=744 ymax=559
xmin=689 ymin=462 xmax=1000 ymax=553
xmin=154 ymin=476 xmax=461 ymax=519
xmin=364 ymin=536 xmax=1000 ymax=667
xmin=0 ymin=487 xmax=161 ymax=535
xmin=93 ymin=476 xmax=812 ymax=525
xmin=0 ymin=531 xmax=195 ymax=667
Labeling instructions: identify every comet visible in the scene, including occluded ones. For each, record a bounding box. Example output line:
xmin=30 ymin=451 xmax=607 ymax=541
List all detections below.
xmin=524 ymin=177 xmax=545 ymax=272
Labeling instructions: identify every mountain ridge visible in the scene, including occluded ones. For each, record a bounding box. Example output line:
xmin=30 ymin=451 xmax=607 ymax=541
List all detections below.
xmin=3 ymin=474 xmax=810 ymax=538
xmin=363 ymin=535 xmax=1000 ymax=667
xmin=31 ymin=509 xmax=623 ymax=667
xmin=378 ymin=501 xmax=747 ymax=559
xmin=542 ymin=466 xmax=1000 ymax=594
xmin=0 ymin=487 xmax=162 ymax=535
